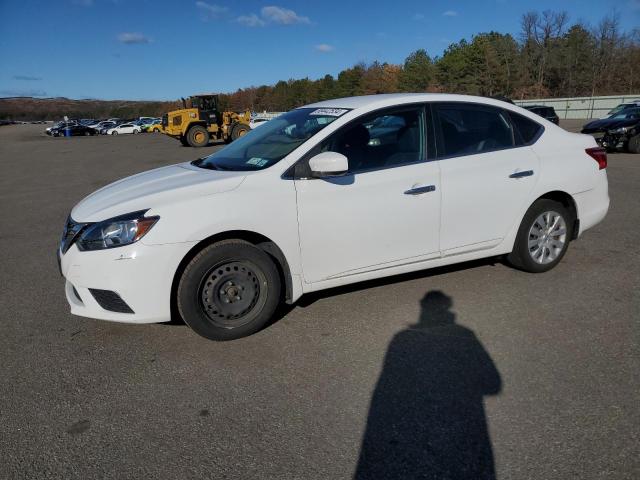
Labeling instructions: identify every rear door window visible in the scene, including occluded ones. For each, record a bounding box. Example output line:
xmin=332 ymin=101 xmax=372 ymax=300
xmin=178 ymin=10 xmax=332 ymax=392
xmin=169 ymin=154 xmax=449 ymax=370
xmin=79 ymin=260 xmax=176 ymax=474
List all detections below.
xmin=433 ymin=103 xmax=514 ymax=158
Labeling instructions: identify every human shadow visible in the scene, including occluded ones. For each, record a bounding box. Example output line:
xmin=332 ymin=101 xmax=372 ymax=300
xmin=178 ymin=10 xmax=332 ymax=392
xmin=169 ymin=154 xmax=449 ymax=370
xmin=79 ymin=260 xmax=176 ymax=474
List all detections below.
xmin=354 ymin=291 xmax=502 ymax=480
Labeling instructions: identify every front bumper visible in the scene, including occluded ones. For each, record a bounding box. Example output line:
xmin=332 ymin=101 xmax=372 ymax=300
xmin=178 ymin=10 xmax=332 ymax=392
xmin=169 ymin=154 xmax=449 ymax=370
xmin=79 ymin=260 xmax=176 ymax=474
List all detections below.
xmin=60 ymin=240 xmax=196 ymax=324
xmin=593 ymin=132 xmax=628 ymax=150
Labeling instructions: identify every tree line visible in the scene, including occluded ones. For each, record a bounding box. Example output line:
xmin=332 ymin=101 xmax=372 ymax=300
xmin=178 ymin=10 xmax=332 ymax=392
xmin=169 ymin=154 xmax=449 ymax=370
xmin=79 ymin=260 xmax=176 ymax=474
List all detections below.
xmin=221 ymin=10 xmax=639 ymax=112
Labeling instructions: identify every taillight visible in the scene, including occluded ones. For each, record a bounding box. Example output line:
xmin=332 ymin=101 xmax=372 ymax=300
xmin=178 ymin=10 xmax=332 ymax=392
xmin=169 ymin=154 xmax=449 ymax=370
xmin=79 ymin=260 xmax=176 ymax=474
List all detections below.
xmin=586 ymin=147 xmax=607 ymax=170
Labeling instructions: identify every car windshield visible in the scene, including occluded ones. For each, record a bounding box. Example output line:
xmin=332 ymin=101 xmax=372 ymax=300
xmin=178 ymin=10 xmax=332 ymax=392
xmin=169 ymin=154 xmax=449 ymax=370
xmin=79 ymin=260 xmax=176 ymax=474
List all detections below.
xmin=193 ymin=107 xmax=348 ymax=171
xmin=608 ymin=105 xmax=631 ymax=116
xmin=611 ymin=109 xmax=640 ymax=119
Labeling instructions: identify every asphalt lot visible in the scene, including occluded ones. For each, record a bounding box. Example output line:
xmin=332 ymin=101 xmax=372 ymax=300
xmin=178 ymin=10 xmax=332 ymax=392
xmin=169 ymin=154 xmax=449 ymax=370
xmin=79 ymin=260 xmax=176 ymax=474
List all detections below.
xmin=0 ymin=122 xmax=638 ymax=479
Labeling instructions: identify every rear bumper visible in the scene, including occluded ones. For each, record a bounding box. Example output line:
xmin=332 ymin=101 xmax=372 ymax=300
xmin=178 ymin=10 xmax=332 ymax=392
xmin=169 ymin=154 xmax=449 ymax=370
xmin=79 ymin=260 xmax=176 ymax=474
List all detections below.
xmin=574 ymin=171 xmax=610 ymax=237
xmin=60 ymin=240 xmax=196 ymax=324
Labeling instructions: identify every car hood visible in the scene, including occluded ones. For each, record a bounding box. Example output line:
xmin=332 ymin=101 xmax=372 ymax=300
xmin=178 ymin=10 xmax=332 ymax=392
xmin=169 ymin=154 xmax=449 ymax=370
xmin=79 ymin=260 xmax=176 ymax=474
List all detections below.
xmin=581 ymin=117 xmax=638 ymax=133
xmin=71 ymin=163 xmax=246 ymax=222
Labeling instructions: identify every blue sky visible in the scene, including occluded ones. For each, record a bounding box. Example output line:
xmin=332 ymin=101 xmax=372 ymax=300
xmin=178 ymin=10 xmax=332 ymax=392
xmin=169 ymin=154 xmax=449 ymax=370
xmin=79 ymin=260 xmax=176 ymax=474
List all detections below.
xmin=1 ymin=0 xmax=638 ymax=100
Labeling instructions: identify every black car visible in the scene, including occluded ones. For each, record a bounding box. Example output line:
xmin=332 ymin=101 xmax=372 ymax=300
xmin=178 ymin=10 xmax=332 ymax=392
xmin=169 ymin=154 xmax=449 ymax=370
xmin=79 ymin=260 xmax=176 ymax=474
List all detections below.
xmin=606 ymin=102 xmax=640 ymax=117
xmin=50 ymin=124 xmax=98 ymax=137
xmin=523 ymin=105 xmax=559 ymax=125
xmin=581 ymin=108 xmax=640 ymax=153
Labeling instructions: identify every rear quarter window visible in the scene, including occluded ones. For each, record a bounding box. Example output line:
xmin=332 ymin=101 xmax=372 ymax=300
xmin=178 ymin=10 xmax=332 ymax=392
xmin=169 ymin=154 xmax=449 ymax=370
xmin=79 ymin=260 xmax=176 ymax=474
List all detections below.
xmin=509 ymin=112 xmax=544 ymax=146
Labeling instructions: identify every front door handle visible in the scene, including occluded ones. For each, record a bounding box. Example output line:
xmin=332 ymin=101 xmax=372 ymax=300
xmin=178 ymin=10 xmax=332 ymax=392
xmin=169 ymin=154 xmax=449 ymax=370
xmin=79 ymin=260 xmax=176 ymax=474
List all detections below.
xmin=404 ymin=185 xmax=436 ymax=195
xmin=509 ymin=170 xmax=534 ymax=179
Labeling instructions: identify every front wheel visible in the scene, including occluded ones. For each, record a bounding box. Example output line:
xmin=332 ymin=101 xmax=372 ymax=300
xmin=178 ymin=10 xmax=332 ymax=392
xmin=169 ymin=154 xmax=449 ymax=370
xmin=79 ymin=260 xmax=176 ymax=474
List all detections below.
xmin=507 ymin=199 xmax=572 ymax=273
xmin=231 ymin=122 xmax=250 ymax=140
xmin=186 ymin=125 xmax=209 ymax=147
xmin=177 ymin=240 xmax=282 ymax=341
xmin=112 ymin=131 xmax=118 ymax=135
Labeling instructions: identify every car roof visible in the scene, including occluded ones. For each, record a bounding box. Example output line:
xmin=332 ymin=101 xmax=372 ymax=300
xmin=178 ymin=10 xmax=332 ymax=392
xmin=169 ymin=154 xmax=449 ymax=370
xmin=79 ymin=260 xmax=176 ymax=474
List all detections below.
xmin=302 ymin=93 xmax=526 ymax=112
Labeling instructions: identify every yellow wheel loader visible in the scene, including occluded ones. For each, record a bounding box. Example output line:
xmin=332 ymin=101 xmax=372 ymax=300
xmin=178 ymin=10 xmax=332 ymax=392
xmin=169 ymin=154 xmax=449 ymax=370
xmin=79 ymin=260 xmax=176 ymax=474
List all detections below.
xmin=161 ymin=94 xmax=251 ymax=147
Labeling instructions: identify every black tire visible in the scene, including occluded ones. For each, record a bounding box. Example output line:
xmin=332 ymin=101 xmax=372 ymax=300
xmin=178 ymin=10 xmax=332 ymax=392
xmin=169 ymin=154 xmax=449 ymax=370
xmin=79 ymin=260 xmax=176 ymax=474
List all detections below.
xmin=186 ymin=125 xmax=209 ymax=147
xmin=507 ymin=199 xmax=573 ymax=273
xmin=179 ymin=136 xmax=190 ymax=147
xmin=177 ymin=240 xmax=282 ymax=341
xmin=628 ymin=134 xmax=640 ymax=154
xmin=133 ymin=129 xmax=139 ymax=135
xmin=112 ymin=131 xmax=118 ymax=135
xmin=231 ymin=122 xmax=250 ymax=140
xmin=84 ymin=131 xmax=90 ymax=136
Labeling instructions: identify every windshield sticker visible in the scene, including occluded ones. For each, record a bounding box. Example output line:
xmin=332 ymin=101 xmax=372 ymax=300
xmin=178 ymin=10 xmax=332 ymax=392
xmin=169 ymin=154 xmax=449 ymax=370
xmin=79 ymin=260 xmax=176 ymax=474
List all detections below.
xmin=247 ymin=157 xmax=269 ymax=167
xmin=309 ymin=108 xmax=349 ymax=117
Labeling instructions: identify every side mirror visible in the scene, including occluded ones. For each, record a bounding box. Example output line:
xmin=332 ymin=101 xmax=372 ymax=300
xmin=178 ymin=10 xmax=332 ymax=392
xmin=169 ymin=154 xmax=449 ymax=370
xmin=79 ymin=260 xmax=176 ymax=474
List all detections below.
xmin=308 ymin=151 xmax=349 ymax=178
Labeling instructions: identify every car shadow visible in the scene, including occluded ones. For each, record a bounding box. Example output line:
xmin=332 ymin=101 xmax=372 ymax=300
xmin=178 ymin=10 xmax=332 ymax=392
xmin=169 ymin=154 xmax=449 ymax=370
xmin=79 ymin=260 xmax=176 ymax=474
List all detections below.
xmin=297 ymin=257 xmax=499 ymax=308
xmin=165 ymin=257 xmax=501 ymax=328
xmin=354 ymin=290 xmax=502 ymax=480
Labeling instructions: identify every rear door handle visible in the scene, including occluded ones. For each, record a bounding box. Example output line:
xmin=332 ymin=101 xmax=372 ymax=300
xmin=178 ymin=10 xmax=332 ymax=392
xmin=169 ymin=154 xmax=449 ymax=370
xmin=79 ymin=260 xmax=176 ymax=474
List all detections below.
xmin=404 ymin=185 xmax=436 ymax=195
xmin=509 ymin=170 xmax=534 ymax=179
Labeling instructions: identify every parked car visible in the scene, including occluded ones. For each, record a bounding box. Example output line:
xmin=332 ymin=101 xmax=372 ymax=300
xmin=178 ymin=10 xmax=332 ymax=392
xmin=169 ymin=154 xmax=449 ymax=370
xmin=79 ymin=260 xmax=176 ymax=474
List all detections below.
xmin=51 ymin=124 xmax=98 ymax=137
xmin=581 ymin=108 xmax=640 ymax=153
xmin=106 ymin=123 xmax=141 ymax=135
xmin=45 ymin=120 xmax=77 ymax=135
xmin=605 ymin=101 xmax=640 ymax=117
xmin=141 ymin=118 xmax=161 ymax=132
xmin=58 ymin=93 xmax=609 ymax=341
xmin=148 ymin=121 xmax=163 ymax=133
xmin=523 ymin=105 xmax=559 ymax=124
xmin=96 ymin=121 xmax=116 ymax=135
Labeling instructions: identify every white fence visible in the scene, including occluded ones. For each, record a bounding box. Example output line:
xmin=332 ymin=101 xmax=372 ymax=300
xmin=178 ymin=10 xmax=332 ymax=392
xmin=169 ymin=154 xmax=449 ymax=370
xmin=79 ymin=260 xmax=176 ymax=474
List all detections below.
xmin=515 ymin=94 xmax=640 ymax=119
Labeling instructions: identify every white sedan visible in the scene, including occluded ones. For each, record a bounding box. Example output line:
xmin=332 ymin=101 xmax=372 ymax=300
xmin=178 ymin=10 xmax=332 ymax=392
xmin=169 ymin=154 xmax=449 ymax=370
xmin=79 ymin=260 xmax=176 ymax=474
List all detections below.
xmin=106 ymin=123 xmax=141 ymax=135
xmin=59 ymin=93 xmax=609 ymax=341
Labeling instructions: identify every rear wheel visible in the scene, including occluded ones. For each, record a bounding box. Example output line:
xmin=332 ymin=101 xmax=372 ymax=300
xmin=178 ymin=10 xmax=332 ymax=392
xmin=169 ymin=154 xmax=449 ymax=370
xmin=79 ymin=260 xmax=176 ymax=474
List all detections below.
xmin=628 ymin=134 xmax=640 ymax=154
xmin=177 ymin=240 xmax=281 ymax=341
xmin=231 ymin=122 xmax=250 ymax=140
xmin=187 ymin=125 xmax=209 ymax=147
xmin=507 ymin=199 xmax=572 ymax=273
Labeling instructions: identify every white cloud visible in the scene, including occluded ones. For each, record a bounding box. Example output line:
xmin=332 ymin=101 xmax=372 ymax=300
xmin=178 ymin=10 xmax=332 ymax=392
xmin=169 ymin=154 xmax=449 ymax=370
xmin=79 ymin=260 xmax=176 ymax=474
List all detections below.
xmin=413 ymin=13 xmax=425 ymax=21
xmin=237 ymin=5 xmax=310 ymax=27
xmin=195 ymin=1 xmax=229 ymax=20
xmin=117 ymin=32 xmax=152 ymax=44
xmin=443 ymin=10 xmax=458 ymax=17
xmin=315 ymin=44 xmax=334 ymax=52
xmin=13 ymin=75 xmax=42 ymax=81
xmin=261 ymin=6 xmax=310 ymax=24
xmin=237 ymin=13 xmax=266 ymax=27
xmin=0 ymin=89 xmax=48 ymax=97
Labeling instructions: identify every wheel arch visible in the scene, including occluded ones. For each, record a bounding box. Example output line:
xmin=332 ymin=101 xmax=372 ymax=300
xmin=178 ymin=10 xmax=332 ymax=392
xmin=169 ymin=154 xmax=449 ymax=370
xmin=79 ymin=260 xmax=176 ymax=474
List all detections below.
xmin=170 ymin=230 xmax=294 ymax=322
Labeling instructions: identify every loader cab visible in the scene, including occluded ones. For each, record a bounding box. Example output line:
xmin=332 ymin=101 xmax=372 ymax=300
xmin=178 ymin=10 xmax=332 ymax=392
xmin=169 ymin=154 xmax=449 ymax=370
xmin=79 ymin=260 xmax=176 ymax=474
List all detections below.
xmin=189 ymin=95 xmax=220 ymax=125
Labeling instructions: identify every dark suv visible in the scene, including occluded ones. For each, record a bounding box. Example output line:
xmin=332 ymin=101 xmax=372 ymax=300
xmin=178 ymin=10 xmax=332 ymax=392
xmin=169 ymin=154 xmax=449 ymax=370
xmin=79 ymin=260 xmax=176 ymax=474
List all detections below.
xmin=523 ymin=105 xmax=559 ymax=124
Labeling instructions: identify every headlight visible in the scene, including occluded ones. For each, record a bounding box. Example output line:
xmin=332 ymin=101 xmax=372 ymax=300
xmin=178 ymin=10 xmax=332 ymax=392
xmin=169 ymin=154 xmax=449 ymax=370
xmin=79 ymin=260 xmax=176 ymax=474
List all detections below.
xmin=609 ymin=127 xmax=629 ymax=134
xmin=76 ymin=210 xmax=159 ymax=251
